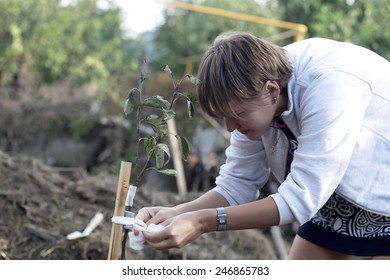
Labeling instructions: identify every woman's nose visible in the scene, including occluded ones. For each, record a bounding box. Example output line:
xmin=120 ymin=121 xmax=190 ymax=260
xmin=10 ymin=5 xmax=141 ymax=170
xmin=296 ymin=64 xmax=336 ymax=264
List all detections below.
xmin=225 ymin=118 xmax=239 ymax=132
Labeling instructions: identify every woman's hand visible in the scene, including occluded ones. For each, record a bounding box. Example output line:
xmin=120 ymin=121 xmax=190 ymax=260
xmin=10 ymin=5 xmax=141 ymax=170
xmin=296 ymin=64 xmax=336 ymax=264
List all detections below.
xmin=133 ymin=190 xmax=230 ymax=250
xmin=142 ymin=209 xmax=214 ymax=250
xmin=135 ymin=206 xmax=180 ymax=225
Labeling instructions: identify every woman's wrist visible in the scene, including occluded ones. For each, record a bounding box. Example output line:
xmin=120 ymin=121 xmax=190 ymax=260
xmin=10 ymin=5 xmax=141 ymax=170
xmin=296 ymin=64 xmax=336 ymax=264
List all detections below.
xmin=173 ymin=203 xmax=191 ymax=215
xmin=196 ymin=209 xmax=219 ymax=233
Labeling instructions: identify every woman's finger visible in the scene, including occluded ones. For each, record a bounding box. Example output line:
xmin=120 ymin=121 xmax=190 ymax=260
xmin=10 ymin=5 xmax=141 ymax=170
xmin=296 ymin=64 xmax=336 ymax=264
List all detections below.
xmin=143 ymin=230 xmax=183 ymax=250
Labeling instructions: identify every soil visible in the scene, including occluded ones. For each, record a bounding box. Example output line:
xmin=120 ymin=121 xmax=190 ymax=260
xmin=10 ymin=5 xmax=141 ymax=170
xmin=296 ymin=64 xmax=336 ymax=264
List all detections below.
xmin=0 ymin=151 xmax=284 ymax=260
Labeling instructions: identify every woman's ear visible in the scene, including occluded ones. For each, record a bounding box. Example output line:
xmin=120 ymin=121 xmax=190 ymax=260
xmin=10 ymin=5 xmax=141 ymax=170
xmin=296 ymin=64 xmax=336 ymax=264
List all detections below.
xmin=265 ymin=80 xmax=280 ymax=99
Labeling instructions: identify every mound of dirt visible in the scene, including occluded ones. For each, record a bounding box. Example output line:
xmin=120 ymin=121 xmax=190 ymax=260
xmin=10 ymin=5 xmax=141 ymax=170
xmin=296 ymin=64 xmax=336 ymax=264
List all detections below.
xmin=0 ymin=151 xmax=280 ymax=260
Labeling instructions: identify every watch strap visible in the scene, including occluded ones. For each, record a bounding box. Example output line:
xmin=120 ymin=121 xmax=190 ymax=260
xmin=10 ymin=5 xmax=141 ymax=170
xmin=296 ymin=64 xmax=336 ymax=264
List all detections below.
xmin=216 ymin=207 xmax=227 ymax=231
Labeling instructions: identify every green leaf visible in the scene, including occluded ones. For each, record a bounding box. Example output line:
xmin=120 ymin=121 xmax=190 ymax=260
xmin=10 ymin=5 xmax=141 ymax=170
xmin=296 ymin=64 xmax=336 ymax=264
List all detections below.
xmin=176 ymin=135 xmax=189 ymax=161
xmin=186 ymin=74 xmax=201 ymax=86
xmin=163 ymin=108 xmax=175 ymax=121
xmin=154 ymin=147 xmax=165 ymax=169
xmin=157 ymin=123 xmax=169 ymax=138
xmin=145 ymin=114 xmax=170 ymax=137
xmin=154 ymin=143 xmax=171 ymax=169
xmin=146 ymin=114 xmax=165 ymax=127
xmin=178 ymin=91 xmax=197 ymax=102
xmin=157 ymin=143 xmax=171 ymax=159
xmin=162 ymin=65 xmax=173 ymax=78
xmin=141 ymin=95 xmax=171 ymax=110
xmin=157 ymin=169 xmax=177 ymax=176
xmin=143 ymin=136 xmax=155 ymax=157
xmin=123 ymin=88 xmax=137 ymax=117
xmin=145 ymin=114 xmax=168 ymax=137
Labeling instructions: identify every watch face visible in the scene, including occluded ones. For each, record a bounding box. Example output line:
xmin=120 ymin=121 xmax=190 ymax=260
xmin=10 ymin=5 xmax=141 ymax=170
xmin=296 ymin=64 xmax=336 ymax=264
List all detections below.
xmin=216 ymin=208 xmax=227 ymax=231
xmin=219 ymin=216 xmax=226 ymax=224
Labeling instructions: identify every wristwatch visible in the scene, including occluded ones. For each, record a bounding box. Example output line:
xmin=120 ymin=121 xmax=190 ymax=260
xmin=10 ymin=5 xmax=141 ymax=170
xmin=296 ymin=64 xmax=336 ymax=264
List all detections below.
xmin=216 ymin=207 xmax=227 ymax=231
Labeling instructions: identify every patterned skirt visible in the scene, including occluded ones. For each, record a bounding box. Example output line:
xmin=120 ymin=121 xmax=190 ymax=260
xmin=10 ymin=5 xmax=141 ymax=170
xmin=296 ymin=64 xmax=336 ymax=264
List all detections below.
xmin=297 ymin=192 xmax=390 ymax=257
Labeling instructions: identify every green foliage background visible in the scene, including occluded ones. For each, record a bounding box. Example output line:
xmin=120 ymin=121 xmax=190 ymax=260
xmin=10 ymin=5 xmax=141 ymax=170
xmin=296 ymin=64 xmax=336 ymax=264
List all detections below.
xmin=1 ymin=0 xmax=389 ymax=177
xmin=0 ymin=0 xmax=126 ymax=87
xmin=1 ymin=0 xmax=389 ymax=92
xmin=277 ymin=0 xmax=390 ymax=57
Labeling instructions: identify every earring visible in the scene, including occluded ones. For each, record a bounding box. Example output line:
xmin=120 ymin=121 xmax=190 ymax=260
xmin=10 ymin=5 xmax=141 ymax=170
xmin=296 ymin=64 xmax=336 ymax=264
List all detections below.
xmin=272 ymin=97 xmax=277 ymax=104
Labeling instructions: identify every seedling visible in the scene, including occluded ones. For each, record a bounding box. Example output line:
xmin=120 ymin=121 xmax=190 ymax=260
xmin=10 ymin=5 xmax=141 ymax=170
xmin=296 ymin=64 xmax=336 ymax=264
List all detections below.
xmin=108 ymin=64 xmax=200 ymax=259
xmin=124 ymin=64 xmax=198 ymax=183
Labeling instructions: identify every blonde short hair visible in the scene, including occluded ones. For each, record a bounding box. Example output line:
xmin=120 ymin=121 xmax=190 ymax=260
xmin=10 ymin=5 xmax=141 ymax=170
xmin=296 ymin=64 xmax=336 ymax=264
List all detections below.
xmin=197 ymin=31 xmax=292 ymax=119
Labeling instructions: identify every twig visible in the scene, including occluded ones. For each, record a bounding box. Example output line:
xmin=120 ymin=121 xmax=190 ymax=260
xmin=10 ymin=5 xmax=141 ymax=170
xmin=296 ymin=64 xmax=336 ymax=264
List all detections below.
xmin=0 ymin=249 xmax=10 ymax=260
xmin=25 ymin=224 xmax=57 ymax=242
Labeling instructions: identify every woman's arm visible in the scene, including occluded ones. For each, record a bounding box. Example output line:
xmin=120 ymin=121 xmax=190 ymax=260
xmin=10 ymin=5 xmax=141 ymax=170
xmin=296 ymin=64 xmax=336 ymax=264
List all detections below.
xmin=142 ymin=196 xmax=279 ymax=250
xmin=174 ymin=189 xmax=231 ymax=213
xmin=135 ymin=189 xmax=230 ymax=226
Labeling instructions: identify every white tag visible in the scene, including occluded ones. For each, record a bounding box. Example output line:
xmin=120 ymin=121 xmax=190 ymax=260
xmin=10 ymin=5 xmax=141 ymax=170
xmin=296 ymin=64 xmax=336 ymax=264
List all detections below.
xmin=125 ymin=185 xmax=137 ymax=207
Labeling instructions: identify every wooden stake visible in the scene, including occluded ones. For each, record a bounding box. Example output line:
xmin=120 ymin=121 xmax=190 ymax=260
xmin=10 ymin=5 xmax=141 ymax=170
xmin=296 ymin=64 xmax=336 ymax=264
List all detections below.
xmin=107 ymin=161 xmax=132 ymax=260
xmin=167 ymin=118 xmax=187 ymax=198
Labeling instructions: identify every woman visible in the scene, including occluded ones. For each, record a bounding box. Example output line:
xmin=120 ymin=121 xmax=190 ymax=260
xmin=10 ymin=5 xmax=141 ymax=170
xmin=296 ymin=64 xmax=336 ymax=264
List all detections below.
xmin=135 ymin=31 xmax=390 ymax=259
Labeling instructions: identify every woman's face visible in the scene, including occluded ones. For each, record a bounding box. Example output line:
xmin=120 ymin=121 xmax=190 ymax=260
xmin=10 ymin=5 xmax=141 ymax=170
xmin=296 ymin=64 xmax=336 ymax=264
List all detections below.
xmin=224 ymin=101 xmax=277 ymax=140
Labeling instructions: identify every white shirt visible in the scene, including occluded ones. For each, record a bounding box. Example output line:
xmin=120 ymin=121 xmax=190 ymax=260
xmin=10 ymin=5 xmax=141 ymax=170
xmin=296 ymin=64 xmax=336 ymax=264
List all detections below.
xmin=213 ymin=38 xmax=390 ymax=225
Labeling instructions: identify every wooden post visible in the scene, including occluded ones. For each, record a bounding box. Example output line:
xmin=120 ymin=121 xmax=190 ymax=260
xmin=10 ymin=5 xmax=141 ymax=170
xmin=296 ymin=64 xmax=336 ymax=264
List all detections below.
xmin=107 ymin=161 xmax=132 ymax=260
xmin=167 ymin=118 xmax=187 ymax=197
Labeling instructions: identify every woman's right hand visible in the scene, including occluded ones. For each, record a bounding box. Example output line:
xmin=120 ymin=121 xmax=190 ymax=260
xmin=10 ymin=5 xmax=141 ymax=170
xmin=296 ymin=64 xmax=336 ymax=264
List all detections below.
xmin=135 ymin=206 xmax=180 ymax=226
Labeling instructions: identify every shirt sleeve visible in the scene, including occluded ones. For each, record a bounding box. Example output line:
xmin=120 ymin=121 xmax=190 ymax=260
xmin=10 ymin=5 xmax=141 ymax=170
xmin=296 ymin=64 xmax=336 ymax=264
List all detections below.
xmin=213 ymin=130 xmax=270 ymax=206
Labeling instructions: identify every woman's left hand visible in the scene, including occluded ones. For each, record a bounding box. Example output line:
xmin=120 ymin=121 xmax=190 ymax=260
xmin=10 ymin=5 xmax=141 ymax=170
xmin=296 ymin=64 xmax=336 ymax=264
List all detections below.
xmin=142 ymin=210 xmax=212 ymax=250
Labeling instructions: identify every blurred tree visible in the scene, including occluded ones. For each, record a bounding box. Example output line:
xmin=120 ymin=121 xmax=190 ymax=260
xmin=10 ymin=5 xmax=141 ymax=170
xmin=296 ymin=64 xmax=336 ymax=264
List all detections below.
xmin=2 ymin=0 xmax=389 ymax=91
xmin=277 ymin=0 xmax=390 ymax=60
xmin=0 ymin=0 xmax=33 ymax=87
xmin=0 ymin=0 xmax=126 ymax=88
xmin=149 ymin=0 xmax=280 ymax=74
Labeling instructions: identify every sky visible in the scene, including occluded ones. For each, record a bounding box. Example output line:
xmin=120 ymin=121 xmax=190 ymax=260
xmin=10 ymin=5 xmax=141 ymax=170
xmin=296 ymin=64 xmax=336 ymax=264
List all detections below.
xmin=115 ymin=0 xmax=165 ymax=36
